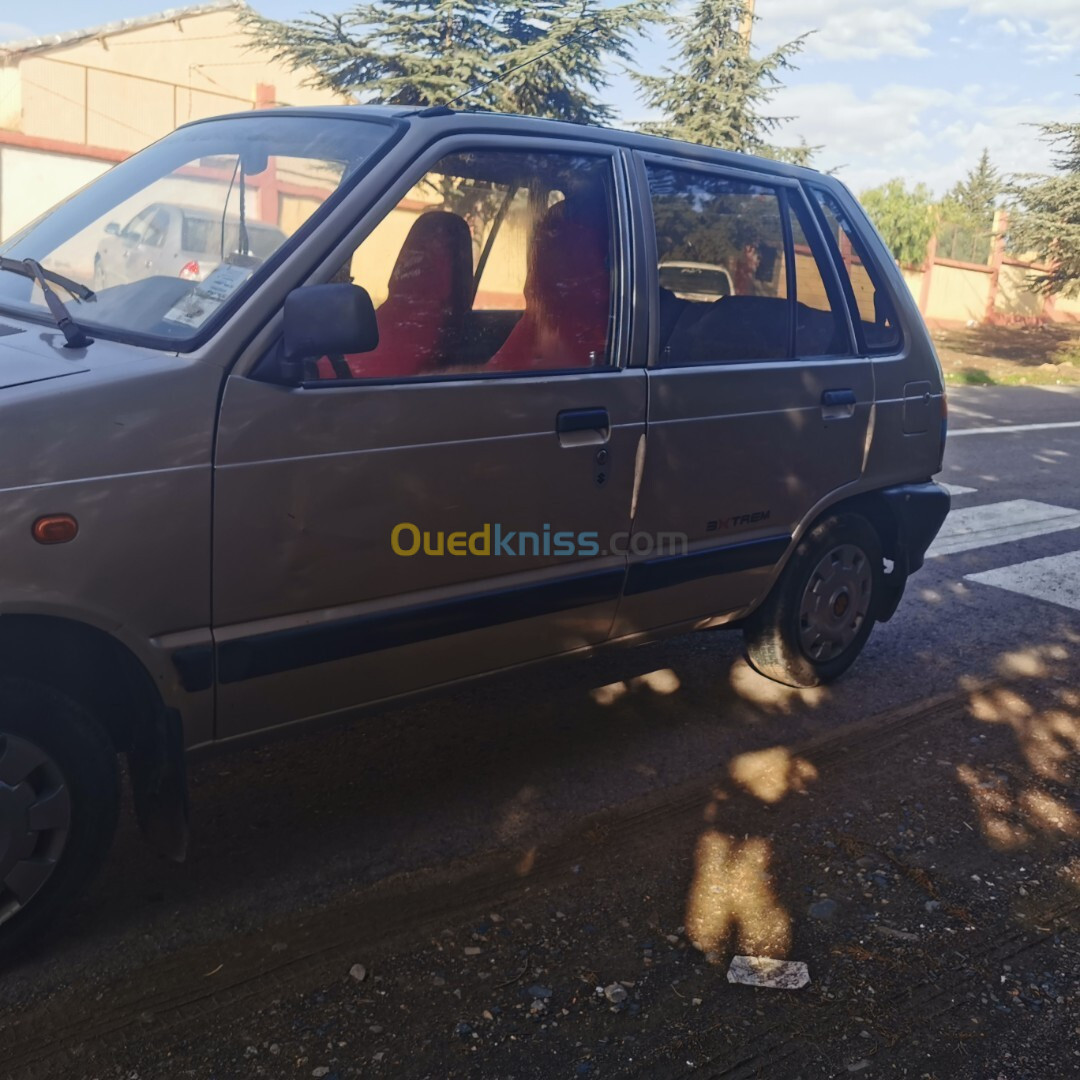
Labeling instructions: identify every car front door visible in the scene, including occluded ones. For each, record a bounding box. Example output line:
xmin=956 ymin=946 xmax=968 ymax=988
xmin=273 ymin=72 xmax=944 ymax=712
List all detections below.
xmin=212 ymin=139 xmax=646 ymax=738
xmin=614 ymin=154 xmax=872 ymax=636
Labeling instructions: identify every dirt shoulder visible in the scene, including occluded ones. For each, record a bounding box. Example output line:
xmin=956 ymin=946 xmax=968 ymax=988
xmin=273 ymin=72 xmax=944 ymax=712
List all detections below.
xmin=934 ymin=323 xmax=1080 ymax=387
xmin=3 ymin=675 xmax=1078 ymax=1080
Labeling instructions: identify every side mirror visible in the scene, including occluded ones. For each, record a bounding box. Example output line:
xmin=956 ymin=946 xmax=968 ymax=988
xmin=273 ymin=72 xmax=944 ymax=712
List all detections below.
xmin=105 ymin=222 xmax=121 ymax=236
xmin=282 ymin=283 xmax=379 ymax=362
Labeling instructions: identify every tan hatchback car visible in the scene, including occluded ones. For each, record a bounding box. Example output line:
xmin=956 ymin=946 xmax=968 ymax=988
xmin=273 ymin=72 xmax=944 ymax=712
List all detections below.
xmin=0 ymin=106 xmax=949 ymax=953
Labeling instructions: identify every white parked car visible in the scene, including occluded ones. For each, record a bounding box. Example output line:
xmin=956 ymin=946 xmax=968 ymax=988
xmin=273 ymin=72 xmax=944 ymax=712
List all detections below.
xmin=94 ymin=202 xmax=286 ymax=288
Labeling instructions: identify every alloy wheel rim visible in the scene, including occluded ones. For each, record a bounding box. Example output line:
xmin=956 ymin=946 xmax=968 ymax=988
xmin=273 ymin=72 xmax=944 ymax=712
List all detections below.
xmin=797 ymin=543 xmax=873 ymax=664
xmin=0 ymin=734 xmax=71 ymax=928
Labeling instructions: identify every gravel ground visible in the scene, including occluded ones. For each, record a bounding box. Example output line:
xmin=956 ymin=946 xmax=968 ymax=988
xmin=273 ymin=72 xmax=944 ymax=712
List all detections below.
xmin=4 ymin=386 xmax=1080 ymax=1079
xmin=4 ymin=670 xmax=1078 ymax=1079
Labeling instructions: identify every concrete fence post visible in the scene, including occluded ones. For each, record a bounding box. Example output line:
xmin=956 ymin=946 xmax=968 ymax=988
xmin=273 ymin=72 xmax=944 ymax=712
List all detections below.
xmin=252 ymin=84 xmax=279 ymax=224
xmin=918 ymin=232 xmax=936 ymax=316
xmin=985 ymin=208 xmax=1007 ymax=324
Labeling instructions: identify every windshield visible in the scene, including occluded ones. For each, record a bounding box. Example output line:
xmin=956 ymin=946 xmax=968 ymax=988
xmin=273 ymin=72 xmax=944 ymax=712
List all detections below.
xmin=0 ymin=114 xmax=397 ymax=348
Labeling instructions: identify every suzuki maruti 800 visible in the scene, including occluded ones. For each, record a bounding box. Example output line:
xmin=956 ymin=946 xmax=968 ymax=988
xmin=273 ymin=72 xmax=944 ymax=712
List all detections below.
xmin=0 ymin=106 xmax=949 ymax=951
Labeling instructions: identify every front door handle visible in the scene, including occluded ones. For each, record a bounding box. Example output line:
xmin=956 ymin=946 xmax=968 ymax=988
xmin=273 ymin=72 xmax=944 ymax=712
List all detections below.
xmin=557 ymin=407 xmax=610 ymax=447
xmin=821 ymin=388 xmax=857 ymax=420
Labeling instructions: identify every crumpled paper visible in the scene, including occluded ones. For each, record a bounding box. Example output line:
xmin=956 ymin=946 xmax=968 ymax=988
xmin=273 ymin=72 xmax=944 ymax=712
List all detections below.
xmin=726 ymin=955 xmax=810 ymax=990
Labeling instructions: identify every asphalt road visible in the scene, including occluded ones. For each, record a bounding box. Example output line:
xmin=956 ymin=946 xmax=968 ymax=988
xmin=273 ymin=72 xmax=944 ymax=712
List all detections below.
xmin=2 ymin=383 xmax=1080 ymax=1078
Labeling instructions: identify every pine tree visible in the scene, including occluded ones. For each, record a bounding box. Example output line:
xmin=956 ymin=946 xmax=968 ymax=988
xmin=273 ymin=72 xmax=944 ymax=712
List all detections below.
xmin=633 ymin=0 xmax=812 ymax=164
xmin=1009 ymin=116 xmax=1080 ymax=296
xmin=944 ymin=148 xmax=1000 ymax=228
xmin=241 ymin=1 xmax=660 ymax=126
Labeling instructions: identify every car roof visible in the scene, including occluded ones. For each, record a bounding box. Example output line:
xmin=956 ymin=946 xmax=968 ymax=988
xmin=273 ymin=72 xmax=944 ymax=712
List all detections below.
xmin=177 ymin=104 xmax=837 ymax=190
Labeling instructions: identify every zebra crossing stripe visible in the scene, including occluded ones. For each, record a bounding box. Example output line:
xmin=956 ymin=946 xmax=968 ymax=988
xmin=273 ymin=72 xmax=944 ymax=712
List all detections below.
xmin=950 ymin=420 xmax=1080 ymax=436
xmin=927 ymin=499 xmax=1080 ymax=557
xmin=966 ymin=549 xmax=1080 ymax=613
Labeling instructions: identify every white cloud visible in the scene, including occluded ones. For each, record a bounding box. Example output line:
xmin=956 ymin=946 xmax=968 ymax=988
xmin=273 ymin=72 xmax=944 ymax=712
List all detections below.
xmin=756 ymin=0 xmax=1080 ymax=63
xmin=756 ymin=0 xmax=936 ymax=60
xmin=771 ymin=80 xmax=1080 ymax=195
xmin=0 ymin=22 xmax=33 ymax=44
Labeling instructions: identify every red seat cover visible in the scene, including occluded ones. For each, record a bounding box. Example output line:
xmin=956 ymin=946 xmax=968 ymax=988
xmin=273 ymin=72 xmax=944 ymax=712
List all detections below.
xmin=486 ymin=204 xmax=610 ymax=373
xmin=319 ymin=210 xmax=473 ymax=379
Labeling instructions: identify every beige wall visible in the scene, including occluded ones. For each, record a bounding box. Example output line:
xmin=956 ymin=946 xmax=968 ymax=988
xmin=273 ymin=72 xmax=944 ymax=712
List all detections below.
xmin=995 ymin=263 xmax=1045 ymax=320
xmin=6 ymin=9 xmax=344 ymax=152
xmin=900 ymin=266 xmax=924 ymax=302
xmin=0 ymin=66 xmax=20 ymax=130
xmin=1052 ymin=293 xmax=1080 ymax=320
xmin=925 ymin=264 xmax=991 ymax=324
xmin=0 ymin=145 xmax=110 ymax=237
xmin=0 ymin=6 xmax=347 ymax=242
xmin=900 ymin=256 xmax=1078 ymax=327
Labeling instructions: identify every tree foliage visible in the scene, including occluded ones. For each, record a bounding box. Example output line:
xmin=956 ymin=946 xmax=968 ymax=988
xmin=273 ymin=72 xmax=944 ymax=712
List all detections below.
xmin=859 ymin=179 xmax=937 ymax=268
xmin=942 ymin=148 xmax=1001 ymax=229
xmin=633 ymin=0 xmax=813 ymax=164
xmin=241 ymin=0 xmax=660 ymax=126
xmin=1009 ymin=116 xmax=1080 ymax=296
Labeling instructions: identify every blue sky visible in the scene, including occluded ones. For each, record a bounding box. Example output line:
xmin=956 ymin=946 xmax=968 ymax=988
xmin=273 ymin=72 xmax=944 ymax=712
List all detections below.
xmin=3 ymin=0 xmax=1079 ymax=195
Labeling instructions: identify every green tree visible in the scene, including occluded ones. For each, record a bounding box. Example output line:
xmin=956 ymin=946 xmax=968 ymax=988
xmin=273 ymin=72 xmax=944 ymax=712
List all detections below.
xmin=634 ymin=0 xmax=813 ymax=164
xmin=241 ymin=0 xmax=660 ymax=125
xmin=943 ymin=148 xmax=1001 ymax=228
xmin=1009 ymin=115 xmax=1080 ymax=296
xmin=859 ymin=179 xmax=937 ymax=267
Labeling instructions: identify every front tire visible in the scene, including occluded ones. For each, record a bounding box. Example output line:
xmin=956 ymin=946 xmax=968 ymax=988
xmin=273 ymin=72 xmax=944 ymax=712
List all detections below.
xmin=744 ymin=514 xmax=884 ymax=688
xmin=0 ymin=679 xmax=119 ymax=957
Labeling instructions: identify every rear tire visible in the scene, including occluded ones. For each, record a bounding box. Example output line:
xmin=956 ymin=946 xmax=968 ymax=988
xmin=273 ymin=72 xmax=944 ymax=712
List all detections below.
xmin=0 ymin=679 xmax=119 ymax=958
xmin=744 ymin=514 xmax=884 ymax=688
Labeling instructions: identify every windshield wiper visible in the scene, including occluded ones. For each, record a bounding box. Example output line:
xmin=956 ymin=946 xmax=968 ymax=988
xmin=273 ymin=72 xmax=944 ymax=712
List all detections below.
xmin=0 ymin=257 xmax=94 ymax=348
xmin=0 ymin=256 xmax=94 ymax=302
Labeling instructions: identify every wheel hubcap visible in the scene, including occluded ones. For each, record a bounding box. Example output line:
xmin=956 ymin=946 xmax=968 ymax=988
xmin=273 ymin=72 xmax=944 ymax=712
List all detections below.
xmin=0 ymin=734 xmax=71 ymax=928
xmin=798 ymin=543 xmax=873 ymax=664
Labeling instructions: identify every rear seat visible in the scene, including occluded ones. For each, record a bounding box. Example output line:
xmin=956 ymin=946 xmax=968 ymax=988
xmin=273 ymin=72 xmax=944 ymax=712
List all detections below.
xmin=661 ymin=295 xmax=846 ymax=363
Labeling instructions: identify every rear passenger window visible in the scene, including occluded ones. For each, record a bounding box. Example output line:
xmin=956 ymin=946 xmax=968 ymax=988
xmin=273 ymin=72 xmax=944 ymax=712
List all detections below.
xmin=810 ymin=188 xmax=902 ymax=354
xmin=648 ymin=165 xmax=790 ymax=363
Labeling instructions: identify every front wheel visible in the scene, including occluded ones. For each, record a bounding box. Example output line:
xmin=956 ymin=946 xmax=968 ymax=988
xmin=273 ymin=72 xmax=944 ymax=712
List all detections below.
xmin=0 ymin=679 xmax=119 ymax=957
xmin=744 ymin=514 xmax=884 ymax=688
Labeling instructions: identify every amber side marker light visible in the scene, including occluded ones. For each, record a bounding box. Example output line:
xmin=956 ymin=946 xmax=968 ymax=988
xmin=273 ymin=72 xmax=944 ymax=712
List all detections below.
xmin=32 ymin=514 xmax=78 ymax=544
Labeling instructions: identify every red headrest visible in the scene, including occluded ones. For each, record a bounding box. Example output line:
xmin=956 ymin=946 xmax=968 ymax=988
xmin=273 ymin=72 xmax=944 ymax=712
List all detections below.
xmin=386 ymin=210 xmax=473 ymax=314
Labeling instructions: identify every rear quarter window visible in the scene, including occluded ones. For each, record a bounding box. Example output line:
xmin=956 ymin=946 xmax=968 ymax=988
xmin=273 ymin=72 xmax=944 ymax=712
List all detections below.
xmin=809 ymin=187 xmax=903 ymax=355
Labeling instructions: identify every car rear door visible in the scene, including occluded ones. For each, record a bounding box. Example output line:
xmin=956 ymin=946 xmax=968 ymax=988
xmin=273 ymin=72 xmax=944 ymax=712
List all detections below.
xmin=614 ymin=153 xmax=872 ymax=635
xmin=212 ymin=136 xmax=646 ymax=738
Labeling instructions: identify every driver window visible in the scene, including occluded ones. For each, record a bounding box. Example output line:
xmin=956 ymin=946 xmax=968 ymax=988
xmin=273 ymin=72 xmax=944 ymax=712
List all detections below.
xmin=141 ymin=207 xmax=171 ymax=248
xmin=121 ymin=207 xmax=155 ymax=242
xmin=316 ymin=149 xmax=617 ymax=381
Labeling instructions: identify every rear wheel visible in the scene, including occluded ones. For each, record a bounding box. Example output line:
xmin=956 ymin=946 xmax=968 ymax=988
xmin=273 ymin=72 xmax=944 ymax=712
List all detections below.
xmin=744 ymin=514 xmax=884 ymax=688
xmin=0 ymin=679 xmax=119 ymax=957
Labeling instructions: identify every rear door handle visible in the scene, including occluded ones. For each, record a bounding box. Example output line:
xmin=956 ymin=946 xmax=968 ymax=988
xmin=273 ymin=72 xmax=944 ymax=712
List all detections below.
xmin=821 ymin=388 xmax=857 ymax=420
xmin=557 ymin=407 xmax=610 ymax=447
